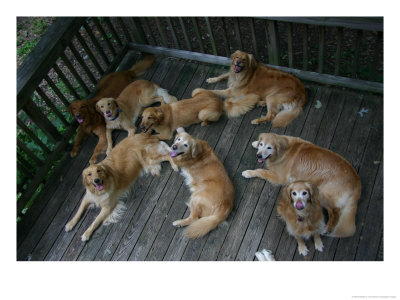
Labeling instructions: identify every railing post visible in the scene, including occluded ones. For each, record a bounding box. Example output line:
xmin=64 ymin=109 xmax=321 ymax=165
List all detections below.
xmin=265 ymin=19 xmax=280 ymax=65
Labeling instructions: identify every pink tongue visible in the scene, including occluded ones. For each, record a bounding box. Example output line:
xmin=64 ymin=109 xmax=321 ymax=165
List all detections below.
xmin=77 ymin=118 xmax=83 ymax=124
xmin=170 ymin=151 xmax=178 ymax=158
xmin=234 ymin=65 xmax=241 ymax=72
xmin=96 ymin=184 xmax=104 ymax=191
xmin=296 ymin=201 xmax=304 ymax=210
xmin=106 ymin=112 xmax=112 ymax=117
xmin=258 ymin=158 xmax=265 ymax=163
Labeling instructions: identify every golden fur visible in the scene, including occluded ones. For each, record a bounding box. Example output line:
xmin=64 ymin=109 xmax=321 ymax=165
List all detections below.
xmin=65 ymin=132 xmax=177 ymax=242
xmin=204 ymin=50 xmax=306 ymax=127
xmin=277 ymin=181 xmax=325 ymax=256
xmin=96 ymin=79 xmax=177 ymax=154
xmin=242 ymin=133 xmax=361 ymax=237
xmin=140 ymin=89 xmax=258 ymax=140
xmin=168 ymin=128 xmax=234 ymax=239
xmin=67 ymin=55 xmax=155 ymax=163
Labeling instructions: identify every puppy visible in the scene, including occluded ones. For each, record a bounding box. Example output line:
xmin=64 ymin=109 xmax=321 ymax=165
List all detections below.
xmin=65 ymin=132 xmax=176 ymax=242
xmin=242 ymin=133 xmax=361 ymax=237
xmin=277 ymin=181 xmax=325 ymax=256
xmin=168 ymin=128 xmax=234 ymax=238
xmin=67 ymin=55 xmax=155 ymax=163
xmin=140 ymin=89 xmax=258 ymax=140
xmin=204 ymin=50 xmax=306 ymax=127
xmin=96 ymin=80 xmax=177 ymax=154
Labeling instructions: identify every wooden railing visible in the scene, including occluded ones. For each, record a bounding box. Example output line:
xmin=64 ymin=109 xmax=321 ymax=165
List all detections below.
xmin=16 ymin=17 xmax=383 ymax=218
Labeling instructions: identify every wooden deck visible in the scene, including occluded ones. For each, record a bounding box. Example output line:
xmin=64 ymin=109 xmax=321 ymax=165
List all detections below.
xmin=17 ymin=52 xmax=383 ymax=261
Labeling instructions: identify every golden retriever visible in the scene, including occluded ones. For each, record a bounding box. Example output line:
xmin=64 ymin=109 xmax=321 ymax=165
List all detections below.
xmin=242 ymin=133 xmax=361 ymax=237
xmin=96 ymin=79 xmax=177 ymax=154
xmin=65 ymin=132 xmax=177 ymax=242
xmin=67 ymin=55 xmax=155 ymax=163
xmin=204 ymin=50 xmax=306 ymax=127
xmin=140 ymin=89 xmax=258 ymax=140
xmin=277 ymin=181 xmax=325 ymax=256
xmin=168 ymin=127 xmax=234 ymax=238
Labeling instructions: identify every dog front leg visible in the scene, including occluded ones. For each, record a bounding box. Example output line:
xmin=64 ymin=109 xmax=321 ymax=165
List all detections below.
xmin=206 ymin=72 xmax=230 ymax=84
xmin=242 ymin=169 xmax=283 ymax=184
xmin=91 ymin=130 xmax=107 ymax=164
xmin=105 ymin=128 xmax=113 ymax=156
xmin=296 ymin=237 xmax=309 ymax=256
xmin=81 ymin=206 xmax=113 ymax=242
xmin=325 ymin=206 xmax=341 ymax=234
xmin=65 ymin=196 xmax=90 ymax=232
xmin=70 ymin=127 xmax=87 ymax=158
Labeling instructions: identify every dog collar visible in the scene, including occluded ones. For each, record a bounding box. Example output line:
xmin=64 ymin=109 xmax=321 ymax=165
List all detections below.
xmin=108 ymin=108 xmax=122 ymax=121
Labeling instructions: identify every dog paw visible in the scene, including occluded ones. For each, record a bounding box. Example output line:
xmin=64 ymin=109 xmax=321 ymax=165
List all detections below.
xmin=242 ymin=170 xmax=254 ymax=178
xmin=70 ymin=149 xmax=78 ymax=158
xmin=81 ymin=232 xmax=90 ymax=242
xmin=298 ymin=245 xmax=309 ymax=256
xmin=251 ymin=119 xmax=260 ymax=125
xmin=172 ymin=220 xmax=183 ymax=227
xmin=65 ymin=222 xmax=74 ymax=232
xmin=314 ymin=240 xmax=324 ymax=252
xmin=106 ymin=148 xmax=112 ymax=156
xmin=206 ymin=77 xmax=218 ymax=84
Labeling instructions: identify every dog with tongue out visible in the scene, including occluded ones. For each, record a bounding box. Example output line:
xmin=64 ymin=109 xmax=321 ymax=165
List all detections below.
xmin=277 ymin=181 xmax=325 ymax=256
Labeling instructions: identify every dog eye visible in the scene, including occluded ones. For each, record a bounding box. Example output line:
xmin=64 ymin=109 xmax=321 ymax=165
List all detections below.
xmin=267 ymin=146 xmax=272 ymax=150
xmin=292 ymin=191 xmax=297 ymax=196
xmin=97 ymin=169 xmax=101 ymax=173
xmin=88 ymin=173 xmax=92 ymax=176
xmin=108 ymin=103 xmax=111 ymax=106
xmin=259 ymin=142 xmax=263 ymax=147
xmin=302 ymin=191 xmax=307 ymax=196
xmin=148 ymin=116 xmax=152 ymax=120
xmin=184 ymin=144 xmax=188 ymax=147
xmin=101 ymin=106 xmax=104 ymax=108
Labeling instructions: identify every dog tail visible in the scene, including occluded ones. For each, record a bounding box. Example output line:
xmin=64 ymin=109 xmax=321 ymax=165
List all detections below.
xmin=184 ymin=214 xmax=225 ymax=239
xmin=223 ymin=94 xmax=259 ymax=118
xmin=127 ymin=55 xmax=156 ymax=78
xmin=271 ymin=104 xmax=303 ymax=128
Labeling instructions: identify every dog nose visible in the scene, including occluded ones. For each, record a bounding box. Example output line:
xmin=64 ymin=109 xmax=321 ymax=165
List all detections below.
xmin=94 ymin=178 xmax=100 ymax=184
xmin=172 ymin=145 xmax=177 ymax=150
xmin=257 ymin=153 xmax=262 ymax=159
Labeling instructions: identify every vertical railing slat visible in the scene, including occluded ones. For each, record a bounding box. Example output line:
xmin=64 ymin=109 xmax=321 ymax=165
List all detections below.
xmin=249 ymin=18 xmax=259 ymax=59
xmin=205 ymin=17 xmax=218 ymax=55
xmin=35 ymin=87 xmax=69 ymax=126
xmin=287 ymin=22 xmax=294 ymax=68
xmin=166 ymin=17 xmax=180 ymax=49
xmin=140 ymin=17 xmax=155 ymax=45
xmin=369 ymin=31 xmax=383 ymax=81
xmin=318 ymin=26 xmax=325 ymax=73
xmin=43 ymin=74 xmax=70 ymax=108
xmin=53 ymin=63 xmax=81 ymax=99
xmin=234 ymin=18 xmax=243 ymax=50
xmin=92 ymin=17 xmax=117 ymax=56
xmin=334 ymin=27 xmax=343 ymax=76
xmin=60 ymin=53 xmax=91 ymax=95
xmin=117 ymin=17 xmax=133 ymax=43
xmin=17 ymin=118 xmax=51 ymax=154
xmin=83 ymin=21 xmax=111 ymax=66
xmin=265 ymin=19 xmax=280 ymax=65
xmin=68 ymin=42 xmax=98 ymax=85
xmin=17 ymin=139 xmax=44 ymax=166
xmin=302 ymin=24 xmax=309 ymax=70
xmin=104 ymin=18 xmax=123 ymax=47
xmin=154 ymin=17 xmax=168 ymax=47
xmin=191 ymin=17 xmax=204 ymax=53
xmin=221 ymin=18 xmax=231 ymax=56
xmin=75 ymin=31 xmax=105 ymax=74
xmin=179 ymin=17 xmax=192 ymax=51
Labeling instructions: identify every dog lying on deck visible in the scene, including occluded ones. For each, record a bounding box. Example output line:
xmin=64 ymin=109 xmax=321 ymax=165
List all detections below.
xmin=277 ymin=181 xmax=325 ymax=256
xmin=168 ymin=128 xmax=234 ymax=239
xmin=65 ymin=132 xmax=177 ymax=242
xmin=140 ymin=89 xmax=258 ymax=140
xmin=96 ymin=79 xmax=177 ymax=155
xmin=203 ymin=50 xmax=307 ymax=127
xmin=67 ymin=55 xmax=155 ymax=163
xmin=242 ymin=133 xmax=361 ymax=237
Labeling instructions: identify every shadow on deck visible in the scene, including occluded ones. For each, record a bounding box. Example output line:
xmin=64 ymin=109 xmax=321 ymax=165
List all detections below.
xmin=17 ymin=53 xmax=383 ymax=261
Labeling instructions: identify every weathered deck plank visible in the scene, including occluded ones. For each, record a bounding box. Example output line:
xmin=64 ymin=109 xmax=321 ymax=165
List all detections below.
xmin=17 ymin=54 xmax=383 ymax=262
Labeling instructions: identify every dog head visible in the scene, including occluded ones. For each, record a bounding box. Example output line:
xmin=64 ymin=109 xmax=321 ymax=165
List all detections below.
xmin=140 ymin=106 xmax=164 ymax=132
xmin=285 ymin=181 xmax=316 ymax=212
xmin=68 ymin=99 xmax=97 ymax=125
xmin=169 ymin=127 xmax=202 ymax=159
xmin=96 ymin=97 xmax=118 ymax=119
xmin=82 ymin=164 xmax=111 ymax=195
xmin=230 ymin=50 xmax=257 ymax=74
xmin=252 ymin=133 xmax=288 ymax=163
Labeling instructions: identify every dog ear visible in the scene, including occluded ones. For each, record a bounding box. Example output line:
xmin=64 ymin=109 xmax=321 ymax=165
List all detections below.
xmin=67 ymin=102 xmax=75 ymax=116
xmin=177 ymin=127 xmax=185 ymax=133
xmin=248 ymin=54 xmax=257 ymax=69
xmin=252 ymin=139 xmax=260 ymax=149
xmin=82 ymin=168 xmax=90 ymax=187
xmin=285 ymin=184 xmax=293 ymax=203
xmin=95 ymin=101 xmax=103 ymax=114
xmin=230 ymin=50 xmax=240 ymax=59
xmin=276 ymin=136 xmax=289 ymax=156
xmin=306 ymin=182 xmax=318 ymax=203
xmin=191 ymin=140 xmax=203 ymax=158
